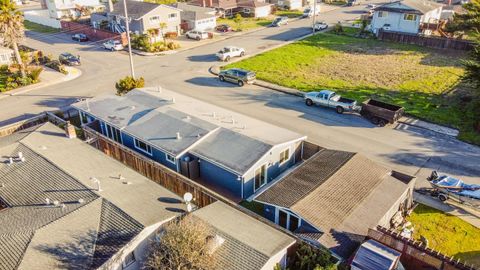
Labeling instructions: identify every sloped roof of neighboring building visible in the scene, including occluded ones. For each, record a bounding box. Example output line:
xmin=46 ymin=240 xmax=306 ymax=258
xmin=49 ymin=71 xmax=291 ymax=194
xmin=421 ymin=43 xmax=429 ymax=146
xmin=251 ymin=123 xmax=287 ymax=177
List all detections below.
xmin=175 ymin=2 xmax=216 ymax=20
xmin=374 ymin=0 xmax=443 ymax=15
xmin=193 ymin=201 xmax=295 ymax=270
xmin=255 ymin=149 xmax=415 ymax=258
xmin=237 ymin=0 xmax=272 ymax=8
xmin=110 ymin=0 xmax=179 ymax=20
xmin=0 ymin=123 xmax=186 ymax=270
xmin=351 ymin=240 xmax=401 ymax=270
xmin=72 ymin=88 xmax=305 ymax=174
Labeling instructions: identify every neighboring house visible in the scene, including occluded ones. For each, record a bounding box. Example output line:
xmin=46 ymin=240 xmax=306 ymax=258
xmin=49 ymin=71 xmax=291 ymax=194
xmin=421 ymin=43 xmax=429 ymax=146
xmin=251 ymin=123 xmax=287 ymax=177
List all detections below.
xmin=272 ymin=0 xmax=303 ymax=10
xmin=0 ymin=47 xmax=13 ymax=66
xmin=370 ymin=0 xmax=443 ymax=35
xmin=108 ymin=0 xmax=181 ymax=38
xmin=0 ymin=122 xmax=186 ymax=269
xmin=189 ymin=0 xmax=273 ymax=18
xmin=350 ymin=240 xmax=403 ymax=270
xmin=175 ymin=2 xmax=217 ymax=31
xmin=73 ymin=88 xmax=306 ymax=201
xmin=254 ymin=149 xmax=416 ymax=258
xmin=41 ymin=0 xmax=104 ymax=19
xmin=190 ymin=201 xmax=296 ymax=270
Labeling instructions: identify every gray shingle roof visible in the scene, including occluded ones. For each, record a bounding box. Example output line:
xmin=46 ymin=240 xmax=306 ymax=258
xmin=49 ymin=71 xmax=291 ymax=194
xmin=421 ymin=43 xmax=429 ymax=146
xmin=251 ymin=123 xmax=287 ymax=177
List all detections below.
xmin=110 ymin=0 xmax=162 ymax=20
xmin=191 ymin=128 xmax=272 ymax=175
xmin=374 ymin=0 xmax=442 ymax=14
xmin=124 ymin=108 xmax=217 ymax=156
xmin=0 ymin=232 xmax=33 ymax=270
xmin=255 ymin=149 xmax=355 ymax=208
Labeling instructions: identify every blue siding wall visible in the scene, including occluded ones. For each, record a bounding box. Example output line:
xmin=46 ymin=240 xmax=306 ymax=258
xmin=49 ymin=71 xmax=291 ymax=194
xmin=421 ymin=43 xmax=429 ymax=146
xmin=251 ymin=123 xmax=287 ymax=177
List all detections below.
xmin=198 ymin=158 xmax=241 ymax=198
xmin=264 ymin=204 xmax=276 ymax=223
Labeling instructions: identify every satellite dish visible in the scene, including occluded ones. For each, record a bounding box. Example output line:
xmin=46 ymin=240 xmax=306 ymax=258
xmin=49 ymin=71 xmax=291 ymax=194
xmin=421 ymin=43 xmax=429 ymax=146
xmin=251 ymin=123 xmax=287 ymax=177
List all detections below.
xmin=183 ymin=192 xmax=193 ymax=203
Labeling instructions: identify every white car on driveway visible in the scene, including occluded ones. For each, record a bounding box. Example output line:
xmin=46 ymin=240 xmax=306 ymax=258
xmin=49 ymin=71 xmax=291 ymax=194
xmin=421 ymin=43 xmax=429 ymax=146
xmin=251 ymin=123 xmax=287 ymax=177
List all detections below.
xmin=186 ymin=30 xmax=209 ymax=41
xmin=216 ymin=46 xmax=245 ymax=61
xmin=314 ymin=21 xmax=328 ymax=31
xmin=103 ymin=40 xmax=124 ymax=51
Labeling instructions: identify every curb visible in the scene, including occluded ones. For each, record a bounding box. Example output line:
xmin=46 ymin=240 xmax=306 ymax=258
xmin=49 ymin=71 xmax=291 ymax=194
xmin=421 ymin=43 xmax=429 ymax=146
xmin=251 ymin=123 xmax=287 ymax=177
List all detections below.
xmin=0 ymin=66 xmax=82 ymax=100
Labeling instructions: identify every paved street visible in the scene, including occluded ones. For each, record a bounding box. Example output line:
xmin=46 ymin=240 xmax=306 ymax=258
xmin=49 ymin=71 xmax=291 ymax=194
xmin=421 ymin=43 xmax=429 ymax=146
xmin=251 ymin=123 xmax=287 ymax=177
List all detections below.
xmin=2 ymin=1 xmax=480 ymax=194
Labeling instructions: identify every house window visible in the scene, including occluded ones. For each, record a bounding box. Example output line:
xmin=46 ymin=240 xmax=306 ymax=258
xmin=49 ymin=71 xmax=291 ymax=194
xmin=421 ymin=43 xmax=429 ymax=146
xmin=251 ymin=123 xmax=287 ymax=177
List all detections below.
xmin=277 ymin=209 xmax=301 ymax=232
xmin=378 ymin=11 xmax=388 ymax=18
xmin=403 ymin=13 xmax=417 ymax=21
xmin=168 ymin=13 xmax=177 ymax=19
xmin=122 ymin=251 xmax=136 ymax=269
xmin=105 ymin=124 xmax=122 ymax=143
xmin=166 ymin=153 xmax=176 ymax=164
xmin=134 ymin=138 xmax=152 ymax=155
xmin=244 ymin=8 xmax=250 ymax=14
xmin=279 ymin=148 xmax=290 ymax=164
xmin=149 ymin=16 xmax=160 ymax=23
xmin=254 ymin=164 xmax=267 ymax=191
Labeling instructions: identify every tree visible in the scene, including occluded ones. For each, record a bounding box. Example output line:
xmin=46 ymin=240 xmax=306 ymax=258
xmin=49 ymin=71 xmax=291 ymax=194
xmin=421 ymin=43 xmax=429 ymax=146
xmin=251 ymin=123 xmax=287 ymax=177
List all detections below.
xmin=233 ymin=13 xmax=243 ymax=31
xmin=0 ymin=0 xmax=26 ymax=78
xmin=115 ymin=76 xmax=145 ymax=95
xmin=463 ymin=39 xmax=480 ymax=89
xmin=159 ymin=22 xmax=167 ymax=43
xmin=289 ymin=242 xmax=336 ymax=270
xmin=144 ymin=215 xmax=217 ymax=270
xmin=445 ymin=0 xmax=480 ymax=36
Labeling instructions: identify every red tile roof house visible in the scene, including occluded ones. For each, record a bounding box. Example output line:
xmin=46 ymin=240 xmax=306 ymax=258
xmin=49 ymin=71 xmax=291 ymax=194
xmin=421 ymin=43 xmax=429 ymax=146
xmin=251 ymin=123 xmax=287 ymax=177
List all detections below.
xmin=189 ymin=0 xmax=273 ymax=18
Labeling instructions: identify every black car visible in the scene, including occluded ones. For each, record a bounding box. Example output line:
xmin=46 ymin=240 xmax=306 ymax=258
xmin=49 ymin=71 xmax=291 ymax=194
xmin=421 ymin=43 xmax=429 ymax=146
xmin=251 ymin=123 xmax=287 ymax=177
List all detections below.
xmin=215 ymin=24 xmax=232 ymax=32
xmin=218 ymin=68 xmax=256 ymax=87
xmin=72 ymin=33 xmax=89 ymax=42
xmin=271 ymin=16 xmax=288 ymax=27
xmin=59 ymin=53 xmax=81 ymax=66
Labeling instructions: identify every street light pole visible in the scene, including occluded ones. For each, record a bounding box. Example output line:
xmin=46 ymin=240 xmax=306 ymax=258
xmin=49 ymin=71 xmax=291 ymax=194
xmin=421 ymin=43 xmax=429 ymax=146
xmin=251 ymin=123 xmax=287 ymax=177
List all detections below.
xmin=122 ymin=0 xmax=135 ymax=79
xmin=312 ymin=0 xmax=317 ymax=33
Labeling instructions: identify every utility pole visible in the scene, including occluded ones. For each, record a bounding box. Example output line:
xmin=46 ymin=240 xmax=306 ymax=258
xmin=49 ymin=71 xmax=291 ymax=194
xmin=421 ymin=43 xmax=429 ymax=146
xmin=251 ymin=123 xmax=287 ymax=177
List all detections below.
xmin=311 ymin=0 xmax=317 ymax=33
xmin=122 ymin=0 xmax=135 ymax=79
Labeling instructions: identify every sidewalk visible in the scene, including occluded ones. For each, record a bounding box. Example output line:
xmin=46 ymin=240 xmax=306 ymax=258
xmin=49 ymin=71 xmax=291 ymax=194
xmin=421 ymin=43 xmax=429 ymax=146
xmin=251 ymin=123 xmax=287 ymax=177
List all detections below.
xmin=0 ymin=66 xmax=81 ymax=100
xmin=414 ymin=192 xmax=480 ymax=229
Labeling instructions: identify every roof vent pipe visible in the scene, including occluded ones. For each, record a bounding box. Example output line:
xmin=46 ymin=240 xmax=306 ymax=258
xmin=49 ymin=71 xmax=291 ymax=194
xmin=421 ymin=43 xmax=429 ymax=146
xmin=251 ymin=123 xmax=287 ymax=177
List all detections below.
xmin=176 ymin=132 xmax=182 ymax=140
xmin=45 ymin=198 xmax=50 ymax=205
xmin=18 ymin=152 xmax=23 ymax=160
xmin=8 ymin=157 xmax=13 ymax=165
xmin=212 ymin=112 xmax=216 ymax=118
xmin=171 ymin=98 xmax=176 ymax=103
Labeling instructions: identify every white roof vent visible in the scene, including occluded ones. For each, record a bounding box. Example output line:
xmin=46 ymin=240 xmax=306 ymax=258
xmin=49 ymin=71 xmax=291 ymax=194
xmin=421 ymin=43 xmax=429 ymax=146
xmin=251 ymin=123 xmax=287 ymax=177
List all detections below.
xmin=8 ymin=157 xmax=13 ymax=165
xmin=176 ymin=132 xmax=182 ymax=140
xmin=45 ymin=198 xmax=50 ymax=205
xmin=212 ymin=112 xmax=216 ymax=118
xmin=53 ymin=200 xmax=60 ymax=207
xmin=130 ymin=105 xmax=136 ymax=110
xmin=171 ymin=97 xmax=176 ymax=103
xmin=78 ymin=198 xmax=85 ymax=204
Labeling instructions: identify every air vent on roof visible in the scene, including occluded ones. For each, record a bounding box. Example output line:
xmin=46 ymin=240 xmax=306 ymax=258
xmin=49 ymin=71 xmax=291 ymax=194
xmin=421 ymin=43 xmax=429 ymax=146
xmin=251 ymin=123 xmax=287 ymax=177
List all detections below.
xmin=18 ymin=152 xmax=25 ymax=162
xmin=78 ymin=198 xmax=85 ymax=204
xmin=90 ymin=177 xmax=102 ymax=192
xmin=176 ymin=132 xmax=182 ymax=140
xmin=184 ymin=116 xmax=191 ymax=121
xmin=157 ymin=86 xmax=162 ymax=92
xmin=53 ymin=200 xmax=60 ymax=207
xmin=171 ymin=98 xmax=176 ymax=103
xmin=45 ymin=198 xmax=50 ymax=205
xmin=118 ymin=174 xmax=125 ymax=180
xmin=8 ymin=157 xmax=13 ymax=165
xmin=130 ymin=105 xmax=136 ymax=110
xmin=231 ymin=117 xmax=235 ymax=124
xmin=212 ymin=112 xmax=216 ymax=118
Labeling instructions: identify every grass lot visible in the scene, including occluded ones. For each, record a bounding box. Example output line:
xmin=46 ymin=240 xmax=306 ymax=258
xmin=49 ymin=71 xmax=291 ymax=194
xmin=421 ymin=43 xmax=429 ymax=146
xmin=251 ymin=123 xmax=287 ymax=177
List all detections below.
xmin=275 ymin=10 xmax=304 ymax=18
xmin=217 ymin=17 xmax=273 ymax=31
xmin=407 ymin=204 xmax=480 ymax=267
xmin=24 ymin=20 xmax=60 ymax=33
xmin=226 ymin=32 xmax=480 ymax=145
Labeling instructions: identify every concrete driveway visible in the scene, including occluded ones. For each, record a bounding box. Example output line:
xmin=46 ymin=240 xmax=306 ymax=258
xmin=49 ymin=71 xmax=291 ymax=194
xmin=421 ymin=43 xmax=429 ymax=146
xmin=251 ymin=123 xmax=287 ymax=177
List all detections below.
xmin=1 ymin=1 xmax=479 ymax=196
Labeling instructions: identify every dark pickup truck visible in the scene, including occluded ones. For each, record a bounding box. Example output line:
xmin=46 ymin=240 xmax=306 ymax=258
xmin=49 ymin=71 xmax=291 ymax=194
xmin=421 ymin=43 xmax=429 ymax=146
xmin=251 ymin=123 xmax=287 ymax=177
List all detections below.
xmin=360 ymin=99 xmax=404 ymax=126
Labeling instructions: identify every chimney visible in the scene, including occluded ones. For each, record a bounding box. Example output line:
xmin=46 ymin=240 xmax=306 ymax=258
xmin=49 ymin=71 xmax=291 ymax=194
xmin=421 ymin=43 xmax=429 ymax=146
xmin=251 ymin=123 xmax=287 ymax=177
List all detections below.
xmin=65 ymin=122 xmax=77 ymax=139
xmin=108 ymin=0 xmax=114 ymax=12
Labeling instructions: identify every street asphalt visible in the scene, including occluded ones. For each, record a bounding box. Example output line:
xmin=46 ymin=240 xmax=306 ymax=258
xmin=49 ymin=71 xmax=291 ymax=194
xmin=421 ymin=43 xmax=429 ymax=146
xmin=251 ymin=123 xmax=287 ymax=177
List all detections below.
xmin=2 ymin=2 xmax=479 ymax=195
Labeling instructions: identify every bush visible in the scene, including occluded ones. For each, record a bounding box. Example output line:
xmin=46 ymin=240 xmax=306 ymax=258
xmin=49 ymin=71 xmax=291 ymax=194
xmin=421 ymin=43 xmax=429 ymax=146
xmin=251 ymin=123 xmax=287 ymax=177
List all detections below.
xmin=0 ymin=65 xmax=9 ymax=73
xmin=131 ymin=34 xmax=151 ymax=51
xmin=115 ymin=76 xmax=145 ymax=95
xmin=45 ymin=60 xmax=67 ymax=74
xmin=164 ymin=31 xmax=178 ymax=39
xmin=333 ymin=22 xmax=344 ymax=34
xmin=289 ymin=242 xmax=337 ymax=270
xmin=28 ymin=67 xmax=43 ymax=82
xmin=166 ymin=41 xmax=180 ymax=50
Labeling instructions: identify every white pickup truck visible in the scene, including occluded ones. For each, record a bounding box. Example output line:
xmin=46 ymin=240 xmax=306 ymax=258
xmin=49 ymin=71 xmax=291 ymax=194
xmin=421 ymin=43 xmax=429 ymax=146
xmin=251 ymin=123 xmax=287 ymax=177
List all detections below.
xmin=216 ymin=46 xmax=245 ymax=61
xmin=304 ymin=90 xmax=358 ymax=114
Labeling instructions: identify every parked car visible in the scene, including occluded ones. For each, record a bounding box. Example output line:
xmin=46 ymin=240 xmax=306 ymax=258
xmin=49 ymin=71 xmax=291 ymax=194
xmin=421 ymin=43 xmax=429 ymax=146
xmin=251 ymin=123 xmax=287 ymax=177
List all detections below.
xmin=301 ymin=7 xmax=320 ymax=18
xmin=59 ymin=52 xmax=81 ymax=66
xmin=346 ymin=0 xmax=359 ymax=6
xmin=304 ymin=90 xmax=358 ymax=114
xmin=103 ymin=40 xmax=124 ymax=51
xmin=271 ymin=16 xmax=288 ymax=27
xmin=313 ymin=21 xmax=328 ymax=31
xmin=360 ymin=99 xmax=404 ymax=126
xmin=216 ymin=46 xmax=245 ymax=61
xmin=215 ymin=24 xmax=232 ymax=32
xmin=72 ymin=33 xmax=88 ymax=42
xmin=366 ymin=3 xmax=377 ymax=9
xmin=218 ymin=68 xmax=256 ymax=86
xmin=186 ymin=30 xmax=209 ymax=40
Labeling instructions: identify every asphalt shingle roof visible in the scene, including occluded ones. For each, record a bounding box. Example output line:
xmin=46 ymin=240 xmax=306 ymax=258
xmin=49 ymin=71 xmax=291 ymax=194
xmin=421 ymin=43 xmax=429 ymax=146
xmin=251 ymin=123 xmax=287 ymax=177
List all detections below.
xmin=374 ymin=0 xmax=442 ymax=14
xmin=0 ymin=232 xmax=33 ymax=270
xmin=110 ymin=0 xmax=163 ymax=20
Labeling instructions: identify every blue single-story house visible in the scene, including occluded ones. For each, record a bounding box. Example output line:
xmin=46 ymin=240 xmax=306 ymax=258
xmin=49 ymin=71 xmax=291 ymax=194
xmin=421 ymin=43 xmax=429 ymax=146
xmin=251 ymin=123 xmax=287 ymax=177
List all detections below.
xmin=253 ymin=149 xmax=416 ymax=259
xmin=73 ymin=88 xmax=306 ymax=201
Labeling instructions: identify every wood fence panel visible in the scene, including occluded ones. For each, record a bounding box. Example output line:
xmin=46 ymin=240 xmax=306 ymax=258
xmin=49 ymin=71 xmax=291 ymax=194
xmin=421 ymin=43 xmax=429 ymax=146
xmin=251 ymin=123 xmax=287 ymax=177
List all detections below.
xmin=378 ymin=30 xmax=473 ymax=50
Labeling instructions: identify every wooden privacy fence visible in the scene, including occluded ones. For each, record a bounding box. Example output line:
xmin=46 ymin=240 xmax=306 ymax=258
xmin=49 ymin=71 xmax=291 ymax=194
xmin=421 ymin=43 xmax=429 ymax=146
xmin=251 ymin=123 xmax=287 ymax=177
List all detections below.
xmin=378 ymin=30 xmax=474 ymax=51
xmin=83 ymin=125 xmax=219 ymax=207
xmin=368 ymin=226 xmax=477 ymax=270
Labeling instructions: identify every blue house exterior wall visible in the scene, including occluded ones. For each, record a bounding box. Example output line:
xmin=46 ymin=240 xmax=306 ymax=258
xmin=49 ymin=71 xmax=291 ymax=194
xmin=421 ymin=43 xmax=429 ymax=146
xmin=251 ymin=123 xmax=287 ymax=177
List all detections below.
xmin=198 ymin=158 xmax=242 ymax=198
xmin=264 ymin=204 xmax=276 ymax=223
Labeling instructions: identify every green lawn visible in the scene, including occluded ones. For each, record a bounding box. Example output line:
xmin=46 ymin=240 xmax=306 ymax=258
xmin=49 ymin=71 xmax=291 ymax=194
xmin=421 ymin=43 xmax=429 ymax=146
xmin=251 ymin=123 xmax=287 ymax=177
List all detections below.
xmin=407 ymin=204 xmax=480 ymax=268
xmin=275 ymin=10 xmax=304 ymax=18
xmin=24 ymin=20 xmax=60 ymax=33
xmin=217 ymin=17 xmax=273 ymax=31
xmin=226 ymin=32 xmax=480 ymax=145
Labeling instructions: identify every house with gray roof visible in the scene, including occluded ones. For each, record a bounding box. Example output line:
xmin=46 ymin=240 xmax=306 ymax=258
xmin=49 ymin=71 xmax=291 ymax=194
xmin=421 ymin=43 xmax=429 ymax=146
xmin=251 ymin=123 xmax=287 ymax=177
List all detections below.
xmin=191 ymin=201 xmax=296 ymax=270
xmin=175 ymin=2 xmax=217 ymax=31
xmin=0 ymin=122 xmax=186 ymax=270
xmin=253 ymin=149 xmax=416 ymax=259
xmin=370 ymin=0 xmax=443 ymax=35
xmin=73 ymin=88 xmax=306 ymax=201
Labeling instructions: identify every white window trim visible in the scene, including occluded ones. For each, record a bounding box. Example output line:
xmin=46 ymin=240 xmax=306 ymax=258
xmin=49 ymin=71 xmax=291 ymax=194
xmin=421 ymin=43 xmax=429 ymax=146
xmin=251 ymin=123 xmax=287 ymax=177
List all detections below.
xmin=122 ymin=251 xmax=136 ymax=269
xmin=378 ymin=11 xmax=388 ymax=18
xmin=134 ymin=138 xmax=152 ymax=156
xmin=165 ymin=153 xmax=176 ymax=164
xmin=275 ymin=207 xmax=302 ymax=231
xmin=253 ymin=163 xmax=268 ymax=192
xmin=279 ymin=147 xmax=291 ymax=165
xmin=403 ymin=13 xmax=417 ymax=21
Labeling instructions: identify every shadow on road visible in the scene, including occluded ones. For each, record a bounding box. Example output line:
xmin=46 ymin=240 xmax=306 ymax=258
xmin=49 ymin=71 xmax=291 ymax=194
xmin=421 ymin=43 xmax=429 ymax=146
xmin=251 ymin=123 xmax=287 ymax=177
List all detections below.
xmin=187 ymin=54 xmax=218 ymax=62
xmin=262 ymin=27 xmax=312 ymax=41
xmin=185 ymin=77 xmax=234 ymax=88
